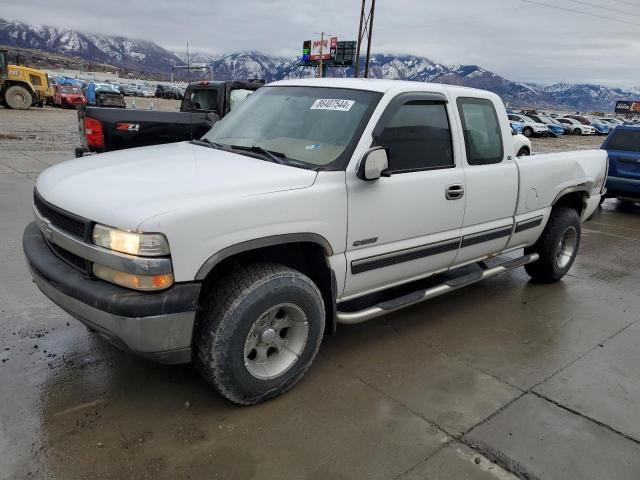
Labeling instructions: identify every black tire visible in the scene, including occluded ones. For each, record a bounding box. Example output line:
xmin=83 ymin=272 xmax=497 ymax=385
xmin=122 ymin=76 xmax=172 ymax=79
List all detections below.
xmin=573 ymin=128 xmax=581 ymax=135
xmin=517 ymin=147 xmax=530 ymax=157
xmin=524 ymin=207 xmax=581 ymax=283
xmin=5 ymin=85 xmax=33 ymax=110
xmin=194 ymin=262 xmax=325 ymax=405
xmin=523 ymin=127 xmax=533 ymax=138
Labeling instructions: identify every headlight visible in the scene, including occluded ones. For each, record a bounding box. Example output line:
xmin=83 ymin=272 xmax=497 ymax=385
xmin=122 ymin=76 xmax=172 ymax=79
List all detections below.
xmin=92 ymin=224 xmax=170 ymax=256
xmin=93 ymin=264 xmax=174 ymax=291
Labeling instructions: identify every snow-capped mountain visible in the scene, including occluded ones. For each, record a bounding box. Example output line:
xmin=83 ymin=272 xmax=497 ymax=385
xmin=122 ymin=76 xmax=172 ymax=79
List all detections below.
xmin=2 ymin=17 xmax=638 ymax=111
xmin=0 ymin=18 xmax=182 ymax=73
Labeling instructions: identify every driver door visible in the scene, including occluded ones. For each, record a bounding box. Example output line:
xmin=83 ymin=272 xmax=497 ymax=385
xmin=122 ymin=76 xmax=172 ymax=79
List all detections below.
xmin=343 ymin=93 xmax=466 ymax=299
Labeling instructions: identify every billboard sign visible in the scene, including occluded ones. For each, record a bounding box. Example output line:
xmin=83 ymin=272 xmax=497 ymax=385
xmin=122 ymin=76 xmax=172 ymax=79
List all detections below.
xmin=309 ymin=37 xmax=337 ymax=61
xmin=301 ymin=39 xmax=355 ymax=67
xmin=615 ymin=100 xmax=640 ymax=115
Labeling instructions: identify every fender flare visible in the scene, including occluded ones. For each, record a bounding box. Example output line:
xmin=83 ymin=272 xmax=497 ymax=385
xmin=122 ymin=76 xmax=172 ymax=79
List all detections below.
xmin=194 ymin=233 xmax=334 ymax=281
xmin=551 ymin=184 xmax=592 ymax=206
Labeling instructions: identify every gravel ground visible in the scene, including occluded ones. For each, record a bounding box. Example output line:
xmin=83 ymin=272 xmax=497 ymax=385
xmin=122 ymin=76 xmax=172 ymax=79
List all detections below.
xmin=531 ymin=134 xmax=603 ymax=154
xmin=0 ymin=97 xmax=181 ymax=153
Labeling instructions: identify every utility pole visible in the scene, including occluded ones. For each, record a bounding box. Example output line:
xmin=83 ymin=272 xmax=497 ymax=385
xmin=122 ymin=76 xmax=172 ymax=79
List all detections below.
xmin=318 ymin=32 xmax=324 ymax=78
xmin=354 ymin=1 xmax=366 ymax=78
xmin=355 ymin=0 xmax=377 ymax=78
xmin=364 ymin=0 xmax=376 ymax=78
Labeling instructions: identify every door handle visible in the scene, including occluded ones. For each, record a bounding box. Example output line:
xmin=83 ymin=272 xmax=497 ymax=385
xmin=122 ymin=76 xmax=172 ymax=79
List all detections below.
xmin=445 ymin=184 xmax=465 ymax=200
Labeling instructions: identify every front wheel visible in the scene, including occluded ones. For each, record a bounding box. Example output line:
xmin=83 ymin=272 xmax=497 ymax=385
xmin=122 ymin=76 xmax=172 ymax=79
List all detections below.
xmin=573 ymin=128 xmax=582 ymax=135
xmin=194 ymin=263 xmax=325 ymax=405
xmin=523 ymin=127 xmax=533 ymax=138
xmin=5 ymin=85 xmax=33 ymax=109
xmin=517 ymin=147 xmax=530 ymax=157
xmin=524 ymin=207 xmax=581 ymax=283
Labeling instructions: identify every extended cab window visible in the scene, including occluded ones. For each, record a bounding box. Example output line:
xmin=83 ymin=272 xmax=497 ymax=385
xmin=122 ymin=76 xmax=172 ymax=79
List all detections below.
xmin=457 ymin=98 xmax=504 ymax=165
xmin=375 ymin=101 xmax=454 ymax=172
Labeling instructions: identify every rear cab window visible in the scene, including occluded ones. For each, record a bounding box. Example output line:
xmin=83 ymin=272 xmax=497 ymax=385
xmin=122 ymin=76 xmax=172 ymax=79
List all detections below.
xmin=457 ymin=97 xmax=504 ymax=165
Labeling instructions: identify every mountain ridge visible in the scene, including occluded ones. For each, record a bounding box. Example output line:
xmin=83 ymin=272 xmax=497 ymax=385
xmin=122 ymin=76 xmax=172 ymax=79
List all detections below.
xmin=1 ymin=18 xmax=637 ymax=112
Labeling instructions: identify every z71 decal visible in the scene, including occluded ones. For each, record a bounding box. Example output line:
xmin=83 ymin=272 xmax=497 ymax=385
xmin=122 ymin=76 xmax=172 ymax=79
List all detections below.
xmin=115 ymin=122 xmax=140 ymax=132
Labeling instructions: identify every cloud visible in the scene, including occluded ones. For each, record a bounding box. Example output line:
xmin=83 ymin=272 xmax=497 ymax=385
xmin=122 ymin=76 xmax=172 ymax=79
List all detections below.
xmin=2 ymin=0 xmax=639 ymax=86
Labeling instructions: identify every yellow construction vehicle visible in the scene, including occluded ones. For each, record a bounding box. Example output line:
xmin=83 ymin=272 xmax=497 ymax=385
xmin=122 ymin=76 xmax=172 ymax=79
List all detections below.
xmin=0 ymin=49 xmax=54 ymax=110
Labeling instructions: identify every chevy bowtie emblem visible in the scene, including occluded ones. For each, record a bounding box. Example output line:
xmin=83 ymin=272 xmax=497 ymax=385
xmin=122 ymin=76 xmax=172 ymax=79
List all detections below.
xmin=40 ymin=217 xmax=54 ymax=241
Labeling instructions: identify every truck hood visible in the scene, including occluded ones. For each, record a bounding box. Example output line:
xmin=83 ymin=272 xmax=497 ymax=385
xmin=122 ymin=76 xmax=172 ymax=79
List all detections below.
xmin=36 ymin=142 xmax=318 ymax=230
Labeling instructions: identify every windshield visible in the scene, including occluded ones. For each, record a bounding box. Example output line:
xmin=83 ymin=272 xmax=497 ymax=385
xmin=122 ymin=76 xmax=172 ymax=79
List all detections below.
xmin=203 ymin=86 xmax=382 ymax=169
xmin=60 ymin=86 xmax=81 ymax=93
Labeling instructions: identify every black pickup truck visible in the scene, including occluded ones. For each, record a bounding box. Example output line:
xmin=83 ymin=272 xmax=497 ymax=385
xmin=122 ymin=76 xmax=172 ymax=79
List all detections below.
xmin=75 ymin=80 xmax=262 ymax=157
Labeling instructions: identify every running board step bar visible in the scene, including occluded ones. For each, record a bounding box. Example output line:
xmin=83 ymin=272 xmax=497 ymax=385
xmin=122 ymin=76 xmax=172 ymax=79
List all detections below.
xmin=336 ymin=253 xmax=539 ymax=325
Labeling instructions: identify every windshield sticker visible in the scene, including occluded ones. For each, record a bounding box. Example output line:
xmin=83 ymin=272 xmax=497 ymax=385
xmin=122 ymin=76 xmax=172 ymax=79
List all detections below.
xmin=311 ymin=99 xmax=355 ymax=112
xmin=305 ymin=144 xmax=321 ymax=150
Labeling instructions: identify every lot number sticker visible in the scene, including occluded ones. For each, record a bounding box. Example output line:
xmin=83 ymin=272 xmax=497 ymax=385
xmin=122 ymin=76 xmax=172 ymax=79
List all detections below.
xmin=311 ymin=99 xmax=355 ymax=112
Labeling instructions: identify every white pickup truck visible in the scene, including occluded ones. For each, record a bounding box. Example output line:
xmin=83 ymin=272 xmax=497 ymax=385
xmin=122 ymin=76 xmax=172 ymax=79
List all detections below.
xmin=24 ymin=79 xmax=607 ymax=404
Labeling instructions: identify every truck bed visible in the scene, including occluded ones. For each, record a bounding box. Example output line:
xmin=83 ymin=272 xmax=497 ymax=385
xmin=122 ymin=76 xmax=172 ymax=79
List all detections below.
xmin=78 ymin=107 xmax=213 ymax=153
xmin=515 ymin=149 xmax=607 ymax=217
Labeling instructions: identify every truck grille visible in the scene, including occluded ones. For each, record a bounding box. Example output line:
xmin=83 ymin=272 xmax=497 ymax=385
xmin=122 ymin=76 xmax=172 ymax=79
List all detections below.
xmin=34 ymin=191 xmax=91 ymax=240
xmin=49 ymin=242 xmax=89 ymax=274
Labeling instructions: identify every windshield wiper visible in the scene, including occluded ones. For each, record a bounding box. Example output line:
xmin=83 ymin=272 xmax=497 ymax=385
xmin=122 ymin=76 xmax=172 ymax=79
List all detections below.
xmin=191 ymin=138 xmax=227 ymax=150
xmin=229 ymin=145 xmax=287 ymax=165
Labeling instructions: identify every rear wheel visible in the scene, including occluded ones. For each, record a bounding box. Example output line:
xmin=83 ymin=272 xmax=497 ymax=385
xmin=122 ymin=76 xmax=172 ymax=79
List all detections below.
xmin=523 ymin=127 xmax=533 ymax=138
xmin=5 ymin=85 xmax=33 ymax=110
xmin=524 ymin=207 xmax=581 ymax=283
xmin=517 ymin=147 xmax=530 ymax=157
xmin=194 ymin=263 xmax=325 ymax=405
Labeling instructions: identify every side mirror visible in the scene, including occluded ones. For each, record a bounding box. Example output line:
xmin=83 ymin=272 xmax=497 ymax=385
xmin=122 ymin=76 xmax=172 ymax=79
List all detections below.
xmin=358 ymin=147 xmax=389 ymax=181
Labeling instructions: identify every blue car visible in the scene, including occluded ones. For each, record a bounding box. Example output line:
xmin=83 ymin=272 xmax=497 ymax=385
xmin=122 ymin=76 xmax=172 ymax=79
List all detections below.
xmin=591 ymin=121 xmax=611 ymax=135
xmin=565 ymin=115 xmax=610 ymax=135
xmin=602 ymin=125 xmax=640 ymax=202
xmin=527 ymin=113 xmax=564 ymax=138
xmin=510 ymin=121 xmax=524 ymax=135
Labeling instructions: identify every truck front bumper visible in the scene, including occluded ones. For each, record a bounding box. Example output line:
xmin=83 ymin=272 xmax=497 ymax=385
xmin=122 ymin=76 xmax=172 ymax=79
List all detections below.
xmin=23 ymin=222 xmax=201 ymax=364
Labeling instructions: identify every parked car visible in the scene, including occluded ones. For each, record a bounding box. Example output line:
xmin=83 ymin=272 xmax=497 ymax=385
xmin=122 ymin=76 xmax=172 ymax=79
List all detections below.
xmin=155 ymin=84 xmax=183 ymax=99
xmin=75 ymin=80 xmax=262 ymax=156
xmin=25 ymin=79 xmax=607 ymax=405
xmin=527 ymin=113 xmax=565 ymax=138
xmin=598 ymin=117 xmax=624 ymax=127
xmin=119 ymin=84 xmax=138 ymax=96
xmin=507 ymin=114 xmax=548 ymax=137
xmin=84 ymin=82 xmax=126 ymax=108
xmin=564 ymin=115 xmax=610 ymax=135
xmin=601 ymin=125 xmax=640 ymax=204
xmin=52 ymin=84 xmax=86 ymax=108
xmin=134 ymin=85 xmax=155 ymax=98
xmin=512 ymin=131 xmax=531 ymax=157
xmin=510 ymin=120 xmax=524 ymax=135
xmin=558 ymin=117 xmax=595 ymax=135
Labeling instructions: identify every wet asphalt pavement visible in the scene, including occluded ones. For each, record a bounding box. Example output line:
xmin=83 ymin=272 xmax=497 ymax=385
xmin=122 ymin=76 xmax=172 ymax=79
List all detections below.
xmin=1 ymin=107 xmax=640 ymax=479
